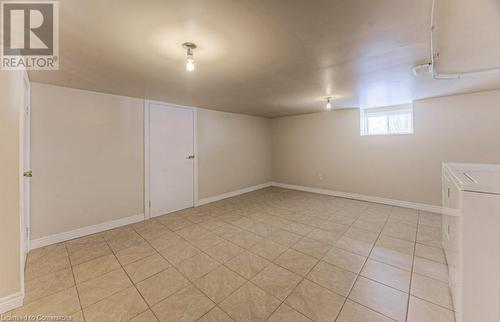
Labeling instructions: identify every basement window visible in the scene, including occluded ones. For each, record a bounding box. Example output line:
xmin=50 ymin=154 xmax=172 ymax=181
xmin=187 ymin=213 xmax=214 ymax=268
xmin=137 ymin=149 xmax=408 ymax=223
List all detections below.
xmin=360 ymin=104 xmax=413 ymax=136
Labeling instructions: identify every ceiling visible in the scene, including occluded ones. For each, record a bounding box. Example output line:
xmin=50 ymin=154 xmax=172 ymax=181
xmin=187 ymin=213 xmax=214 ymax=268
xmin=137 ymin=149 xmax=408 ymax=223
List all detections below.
xmin=29 ymin=0 xmax=500 ymax=117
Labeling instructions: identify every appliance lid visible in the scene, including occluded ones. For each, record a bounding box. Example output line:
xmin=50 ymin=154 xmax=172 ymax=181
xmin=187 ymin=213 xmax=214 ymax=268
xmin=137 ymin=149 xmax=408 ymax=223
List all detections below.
xmin=444 ymin=163 xmax=500 ymax=195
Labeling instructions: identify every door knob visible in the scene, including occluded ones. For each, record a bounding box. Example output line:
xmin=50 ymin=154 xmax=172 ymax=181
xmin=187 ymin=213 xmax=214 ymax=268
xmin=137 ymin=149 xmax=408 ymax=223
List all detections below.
xmin=186 ymin=155 xmax=195 ymax=159
xmin=23 ymin=170 xmax=32 ymax=177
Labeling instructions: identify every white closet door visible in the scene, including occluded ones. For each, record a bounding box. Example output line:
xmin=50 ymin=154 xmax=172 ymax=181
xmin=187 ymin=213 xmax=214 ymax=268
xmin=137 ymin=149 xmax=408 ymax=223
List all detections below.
xmin=149 ymin=103 xmax=194 ymax=217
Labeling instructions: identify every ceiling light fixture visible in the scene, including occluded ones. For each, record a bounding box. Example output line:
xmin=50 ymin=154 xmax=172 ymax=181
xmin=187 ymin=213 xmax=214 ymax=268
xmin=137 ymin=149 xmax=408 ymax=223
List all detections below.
xmin=182 ymin=42 xmax=197 ymax=72
xmin=326 ymin=97 xmax=332 ymax=109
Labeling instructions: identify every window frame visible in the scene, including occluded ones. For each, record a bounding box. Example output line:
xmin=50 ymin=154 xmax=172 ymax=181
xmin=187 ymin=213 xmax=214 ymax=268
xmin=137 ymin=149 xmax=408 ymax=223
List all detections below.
xmin=360 ymin=104 xmax=414 ymax=136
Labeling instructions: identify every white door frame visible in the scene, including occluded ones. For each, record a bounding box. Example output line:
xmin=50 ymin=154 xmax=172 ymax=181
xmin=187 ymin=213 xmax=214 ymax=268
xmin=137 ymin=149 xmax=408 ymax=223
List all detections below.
xmin=144 ymin=99 xmax=198 ymax=220
xmin=19 ymin=69 xmax=30 ymax=302
xmin=21 ymin=70 xmax=31 ymax=258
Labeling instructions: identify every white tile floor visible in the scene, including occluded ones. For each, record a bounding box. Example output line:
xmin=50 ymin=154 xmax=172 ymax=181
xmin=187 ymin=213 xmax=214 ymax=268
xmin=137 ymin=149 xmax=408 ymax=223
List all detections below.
xmin=6 ymin=187 xmax=455 ymax=321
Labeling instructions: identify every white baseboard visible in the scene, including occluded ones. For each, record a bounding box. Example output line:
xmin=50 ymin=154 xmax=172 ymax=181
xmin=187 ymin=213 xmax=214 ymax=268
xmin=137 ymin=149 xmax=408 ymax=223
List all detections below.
xmin=195 ymin=182 xmax=272 ymax=206
xmin=271 ymin=182 xmax=445 ymax=214
xmin=30 ymin=213 xmax=145 ymax=250
xmin=28 ymin=182 xmax=445 ymax=251
xmin=0 ymin=291 xmax=24 ymax=314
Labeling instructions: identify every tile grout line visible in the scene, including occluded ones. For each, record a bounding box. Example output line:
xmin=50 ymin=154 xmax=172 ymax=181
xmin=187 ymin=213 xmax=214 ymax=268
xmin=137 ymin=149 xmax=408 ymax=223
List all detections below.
xmin=262 ymin=253 xmax=325 ymax=320
xmin=109 ymin=233 xmax=165 ymax=321
xmin=23 ymin=245 xmax=71 ymax=283
xmin=334 ymin=212 xmax=385 ymax=320
xmin=406 ymin=212 xmax=455 ymax=314
xmin=262 ymin=204 xmax=375 ymax=320
xmin=409 ymin=294 xmax=455 ymax=312
xmin=20 ymin=240 xmax=117 ymax=318
xmin=130 ymin=221 xmax=222 ymax=321
xmin=22 ymin=267 xmax=75 ymax=306
xmin=163 ymin=219 xmax=270 ymax=320
xmin=220 ymin=205 xmax=354 ymax=320
xmin=404 ymin=210 xmax=421 ymax=321
xmin=260 ymin=204 xmax=362 ymax=320
xmin=278 ymin=192 xmax=430 ymax=320
xmin=269 ymin=204 xmax=410 ymax=320
xmin=334 ymin=208 xmax=402 ymax=322
xmin=146 ymin=212 xmax=251 ymax=319
xmin=169 ymin=205 xmax=337 ymax=320
xmin=275 ymin=208 xmax=419 ymax=322
xmin=128 ymin=221 xmax=194 ymax=321
xmin=96 ymin=225 xmax=169 ymax=322
xmin=63 ymin=242 xmax=86 ymax=321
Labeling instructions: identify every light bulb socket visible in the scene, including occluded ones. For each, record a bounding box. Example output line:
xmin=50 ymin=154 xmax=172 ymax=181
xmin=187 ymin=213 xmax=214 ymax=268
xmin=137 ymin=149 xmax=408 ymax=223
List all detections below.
xmin=183 ymin=42 xmax=197 ymax=53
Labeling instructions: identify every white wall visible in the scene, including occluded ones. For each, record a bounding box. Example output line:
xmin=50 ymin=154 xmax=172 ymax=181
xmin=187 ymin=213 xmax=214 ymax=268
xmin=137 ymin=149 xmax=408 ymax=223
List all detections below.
xmin=272 ymin=90 xmax=500 ymax=207
xmin=0 ymin=70 xmax=23 ymax=302
xmin=31 ymin=84 xmax=144 ymax=240
xmin=197 ymin=109 xmax=272 ymax=198
xmin=30 ymin=83 xmax=500 ymax=241
xmin=30 ymin=84 xmax=273 ymax=241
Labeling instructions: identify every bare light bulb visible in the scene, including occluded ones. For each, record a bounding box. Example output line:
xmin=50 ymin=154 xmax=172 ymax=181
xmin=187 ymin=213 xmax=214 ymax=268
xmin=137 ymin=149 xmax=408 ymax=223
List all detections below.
xmin=326 ymin=98 xmax=332 ymax=109
xmin=186 ymin=56 xmax=195 ymax=72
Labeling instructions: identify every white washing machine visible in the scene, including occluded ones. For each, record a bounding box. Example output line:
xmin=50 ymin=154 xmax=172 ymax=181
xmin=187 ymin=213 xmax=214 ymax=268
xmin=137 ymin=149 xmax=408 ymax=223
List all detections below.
xmin=442 ymin=163 xmax=500 ymax=322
